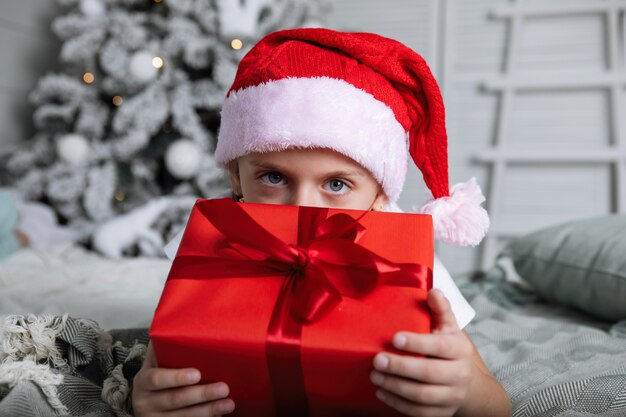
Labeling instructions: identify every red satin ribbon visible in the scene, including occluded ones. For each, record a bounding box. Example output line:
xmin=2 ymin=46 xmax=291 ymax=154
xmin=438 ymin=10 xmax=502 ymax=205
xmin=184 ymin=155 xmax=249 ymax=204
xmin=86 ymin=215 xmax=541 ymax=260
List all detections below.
xmin=169 ymin=199 xmax=431 ymax=416
xmin=170 ymin=199 xmax=430 ymax=322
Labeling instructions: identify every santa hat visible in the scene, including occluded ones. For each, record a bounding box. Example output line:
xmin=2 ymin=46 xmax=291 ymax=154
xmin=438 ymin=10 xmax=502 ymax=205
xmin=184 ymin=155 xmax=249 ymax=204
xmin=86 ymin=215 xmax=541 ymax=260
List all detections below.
xmin=215 ymin=28 xmax=489 ymax=247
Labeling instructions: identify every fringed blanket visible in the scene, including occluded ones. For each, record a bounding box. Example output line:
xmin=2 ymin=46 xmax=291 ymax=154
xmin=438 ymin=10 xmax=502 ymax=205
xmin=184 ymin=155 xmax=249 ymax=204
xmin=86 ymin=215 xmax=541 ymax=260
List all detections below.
xmin=0 ymin=315 xmax=147 ymax=416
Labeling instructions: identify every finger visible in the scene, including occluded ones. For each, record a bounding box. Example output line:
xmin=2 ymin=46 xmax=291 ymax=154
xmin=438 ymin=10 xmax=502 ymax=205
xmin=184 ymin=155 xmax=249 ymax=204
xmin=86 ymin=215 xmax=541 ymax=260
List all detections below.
xmin=371 ymin=354 xmax=470 ymax=385
xmin=383 ymin=332 xmax=473 ymax=360
xmin=428 ymin=289 xmax=459 ymax=334
xmin=142 ymin=342 xmax=158 ymax=369
xmin=136 ymin=367 xmax=202 ymax=391
xmin=167 ymin=398 xmax=235 ymax=417
xmin=370 ymin=371 xmax=463 ymax=407
xmin=375 ymin=388 xmax=457 ymax=417
xmin=151 ymin=382 xmax=230 ymax=411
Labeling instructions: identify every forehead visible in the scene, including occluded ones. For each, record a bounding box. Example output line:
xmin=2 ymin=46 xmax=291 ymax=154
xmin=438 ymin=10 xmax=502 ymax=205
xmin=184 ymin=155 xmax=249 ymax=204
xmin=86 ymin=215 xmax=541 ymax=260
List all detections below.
xmin=243 ymin=148 xmax=366 ymax=171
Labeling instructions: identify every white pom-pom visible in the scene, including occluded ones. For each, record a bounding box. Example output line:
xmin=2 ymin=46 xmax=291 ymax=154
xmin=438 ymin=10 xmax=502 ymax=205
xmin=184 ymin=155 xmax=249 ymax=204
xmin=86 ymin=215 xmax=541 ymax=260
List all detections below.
xmin=418 ymin=177 xmax=490 ymax=247
xmin=165 ymin=139 xmax=202 ymax=180
xmin=56 ymin=134 xmax=89 ymax=167
xmin=129 ymin=51 xmax=159 ymax=83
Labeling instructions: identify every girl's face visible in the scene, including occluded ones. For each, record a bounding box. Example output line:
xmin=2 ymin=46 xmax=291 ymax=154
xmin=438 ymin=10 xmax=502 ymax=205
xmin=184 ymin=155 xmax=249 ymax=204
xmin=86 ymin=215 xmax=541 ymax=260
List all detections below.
xmin=229 ymin=148 xmax=388 ymax=211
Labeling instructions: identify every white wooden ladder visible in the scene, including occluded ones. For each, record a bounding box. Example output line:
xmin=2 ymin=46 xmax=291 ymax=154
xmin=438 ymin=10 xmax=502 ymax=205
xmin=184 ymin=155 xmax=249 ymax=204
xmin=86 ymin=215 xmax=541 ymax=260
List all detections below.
xmin=476 ymin=0 xmax=626 ymax=269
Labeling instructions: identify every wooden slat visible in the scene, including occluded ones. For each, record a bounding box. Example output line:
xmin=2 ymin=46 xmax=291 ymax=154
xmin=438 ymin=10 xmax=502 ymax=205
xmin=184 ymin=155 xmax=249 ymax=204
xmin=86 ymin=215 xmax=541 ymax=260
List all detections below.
xmin=483 ymin=72 xmax=626 ymax=90
xmin=491 ymin=0 xmax=626 ymax=18
xmin=474 ymin=150 xmax=624 ymax=163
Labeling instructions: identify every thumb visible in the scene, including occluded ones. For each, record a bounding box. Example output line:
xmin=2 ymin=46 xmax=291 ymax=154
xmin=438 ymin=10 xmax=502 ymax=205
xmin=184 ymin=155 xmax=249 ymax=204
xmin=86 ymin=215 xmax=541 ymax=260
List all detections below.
xmin=142 ymin=341 xmax=158 ymax=369
xmin=428 ymin=289 xmax=460 ymax=334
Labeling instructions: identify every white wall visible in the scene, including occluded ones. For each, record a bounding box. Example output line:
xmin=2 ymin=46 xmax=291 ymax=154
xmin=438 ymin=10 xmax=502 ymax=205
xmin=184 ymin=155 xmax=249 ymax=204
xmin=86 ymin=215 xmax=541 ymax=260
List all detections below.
xmin=444 ymin=0 xmax=624 ymax=275
xmin=0 ymin=0 xmax=62 ymax=157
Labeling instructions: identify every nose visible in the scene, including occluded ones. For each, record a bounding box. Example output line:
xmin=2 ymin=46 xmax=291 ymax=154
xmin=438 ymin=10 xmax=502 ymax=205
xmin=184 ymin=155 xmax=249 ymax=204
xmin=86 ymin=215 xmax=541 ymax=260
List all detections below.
xmin=290 ymin=185 xmax=324 ymax=207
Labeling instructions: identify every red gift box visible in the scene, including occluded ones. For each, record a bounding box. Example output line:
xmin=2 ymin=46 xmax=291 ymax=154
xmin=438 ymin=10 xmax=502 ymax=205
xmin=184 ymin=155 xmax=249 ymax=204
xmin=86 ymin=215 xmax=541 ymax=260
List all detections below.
xmin=150 ymin=198 xmax=433 ymax=417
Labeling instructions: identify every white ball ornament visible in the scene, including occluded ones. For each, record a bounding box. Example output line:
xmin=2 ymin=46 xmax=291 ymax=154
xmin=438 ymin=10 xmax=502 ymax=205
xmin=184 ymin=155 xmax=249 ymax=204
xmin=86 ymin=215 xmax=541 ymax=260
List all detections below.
xmin=129 ymin=51 xmax=159 ymax=83
xmin=165 ymin=139 xmax=203 ymax=180
xmin=80 ymin=0 xmax=106 ymax=17
xmin=57 ymin=134 xmax=90 ymax=167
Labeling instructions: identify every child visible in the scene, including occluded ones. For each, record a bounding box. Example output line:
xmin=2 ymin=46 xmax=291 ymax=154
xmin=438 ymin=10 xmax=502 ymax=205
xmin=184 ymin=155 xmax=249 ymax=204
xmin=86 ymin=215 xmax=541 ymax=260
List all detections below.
xmin=132 ymin=28 xmax=511 ymax=417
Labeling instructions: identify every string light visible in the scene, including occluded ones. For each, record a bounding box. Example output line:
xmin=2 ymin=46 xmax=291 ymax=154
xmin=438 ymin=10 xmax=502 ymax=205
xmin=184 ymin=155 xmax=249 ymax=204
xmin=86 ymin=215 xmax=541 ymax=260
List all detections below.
xmin=152 ymin=56 xmax=164 ymax=69
xmin=112 ymin=96 xmax=123 ymax=106
xmin=114 ymin=191 xmax=125 ymax=202
xmin=231 ymin=39 xmax=243 ymax=50
xmin=83 ymin=72 xmax=95 ymax=84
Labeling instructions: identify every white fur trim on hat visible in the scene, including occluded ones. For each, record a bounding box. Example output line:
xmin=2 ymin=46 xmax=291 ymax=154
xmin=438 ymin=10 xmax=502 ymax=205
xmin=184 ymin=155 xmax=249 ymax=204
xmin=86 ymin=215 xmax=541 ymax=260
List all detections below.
xmin=216 ymin=76 xmax=409 ymax=202
xmin=418 ymin=177 xmax=490 ymax=247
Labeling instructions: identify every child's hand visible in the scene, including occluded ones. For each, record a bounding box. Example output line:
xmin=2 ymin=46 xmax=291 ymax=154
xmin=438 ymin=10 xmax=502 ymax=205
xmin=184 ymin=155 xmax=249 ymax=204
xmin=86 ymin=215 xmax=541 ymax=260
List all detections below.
xmin=132 ymin=342 xmax=235 ymax=417
xmin=370 ymin=289 xmax=475 ymax=417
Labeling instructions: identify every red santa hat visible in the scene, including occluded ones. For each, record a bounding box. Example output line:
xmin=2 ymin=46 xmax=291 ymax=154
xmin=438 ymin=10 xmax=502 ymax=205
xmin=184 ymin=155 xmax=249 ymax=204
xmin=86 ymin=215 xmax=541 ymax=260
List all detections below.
xmin=215 ymin=28 xmax=489 ymax=247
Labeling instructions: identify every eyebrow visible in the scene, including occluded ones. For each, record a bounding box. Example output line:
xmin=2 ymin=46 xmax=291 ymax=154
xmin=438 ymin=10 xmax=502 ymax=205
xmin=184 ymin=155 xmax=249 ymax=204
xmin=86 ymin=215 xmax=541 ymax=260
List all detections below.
xmin=325 ymin=170 xmax=366 ymax=178
xmin=248 ymin=160 xmax=366 ymax=177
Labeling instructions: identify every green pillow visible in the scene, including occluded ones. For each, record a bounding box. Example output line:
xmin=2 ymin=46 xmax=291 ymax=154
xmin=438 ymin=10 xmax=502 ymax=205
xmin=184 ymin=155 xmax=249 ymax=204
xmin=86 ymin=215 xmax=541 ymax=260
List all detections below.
xmin=501 ymin=214 xmax=626 ymax=321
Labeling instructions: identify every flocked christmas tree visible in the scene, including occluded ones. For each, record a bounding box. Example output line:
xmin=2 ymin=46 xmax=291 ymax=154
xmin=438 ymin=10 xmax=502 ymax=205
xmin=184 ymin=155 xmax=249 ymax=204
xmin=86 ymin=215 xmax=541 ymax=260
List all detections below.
xmin=3 ymin=0 xmax=328 ymax=257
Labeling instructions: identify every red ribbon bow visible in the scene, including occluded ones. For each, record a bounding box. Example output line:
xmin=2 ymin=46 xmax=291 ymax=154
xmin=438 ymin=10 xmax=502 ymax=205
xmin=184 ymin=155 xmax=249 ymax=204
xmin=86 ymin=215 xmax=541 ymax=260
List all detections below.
xmin=169 ymin=199 xmax=430 ymax=323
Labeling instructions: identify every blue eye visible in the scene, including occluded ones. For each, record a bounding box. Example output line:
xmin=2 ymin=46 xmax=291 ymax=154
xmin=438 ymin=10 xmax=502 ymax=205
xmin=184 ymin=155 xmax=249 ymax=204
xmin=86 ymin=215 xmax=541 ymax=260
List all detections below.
xmin=267 ymin=172 xmax=283 ymax=184
xmin=261 ymin=172 xmax=286 ymax=185
xmin=324 ymin=179 xmax=349 ymax=195
xmin=329 ymin=180 xmax=344 ymax=192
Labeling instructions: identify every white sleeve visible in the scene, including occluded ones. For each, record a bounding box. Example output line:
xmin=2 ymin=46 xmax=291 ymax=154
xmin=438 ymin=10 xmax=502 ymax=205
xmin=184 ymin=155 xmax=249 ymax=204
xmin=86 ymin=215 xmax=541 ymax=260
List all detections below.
xmin=164 ymin=192 xmax=232 ymax=260
xmin=163 ymin=229 xmax=184 ymax=260
xmin=432 ymin=254 xmax=476 ymax=329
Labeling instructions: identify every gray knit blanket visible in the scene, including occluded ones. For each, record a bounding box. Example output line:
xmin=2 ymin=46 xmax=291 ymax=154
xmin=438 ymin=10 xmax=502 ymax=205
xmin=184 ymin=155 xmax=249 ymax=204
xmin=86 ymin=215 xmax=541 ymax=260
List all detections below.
xmin=461 ymin=275 xmax=626 ymax=417
xmin=0 ymin=316 xmax=148 ymax=417
xmin=2 ymin=277 xmax=626 ymax=416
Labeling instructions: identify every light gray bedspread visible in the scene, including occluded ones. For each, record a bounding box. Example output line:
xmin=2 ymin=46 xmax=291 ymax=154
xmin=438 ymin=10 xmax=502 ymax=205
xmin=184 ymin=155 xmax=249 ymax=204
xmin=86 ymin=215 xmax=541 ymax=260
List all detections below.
xmin=2 ymin=277 xmax=626 ymax=416
xmin=463 ymin=276 xmax=626 ymax=417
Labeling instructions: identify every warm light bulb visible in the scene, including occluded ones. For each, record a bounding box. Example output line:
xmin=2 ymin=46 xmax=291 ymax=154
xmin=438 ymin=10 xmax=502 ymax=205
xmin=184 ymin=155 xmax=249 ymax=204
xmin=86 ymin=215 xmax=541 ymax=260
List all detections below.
xmin=153 ymin=0 xmax=163 ymax=3
xmin=152 ymin=56 xmax=164 ymax=69
xmin=231 ymin=39 xmax=243 ymax=50
xmin=83 ymin=72 xmax=95 ymax=84
xmin=114 ymin=191 xmax=125 ymax=202
xmin=112 ymin=96 xmax=123 ymax=106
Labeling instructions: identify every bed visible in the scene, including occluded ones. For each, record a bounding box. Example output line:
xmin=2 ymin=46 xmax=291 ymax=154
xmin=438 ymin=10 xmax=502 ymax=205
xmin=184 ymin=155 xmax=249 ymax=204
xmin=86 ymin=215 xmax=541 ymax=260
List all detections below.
xmin=0 ymin=244 xmax=169 ymax=332
xmin=1 ymin=215 xmax=626 ymax=416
